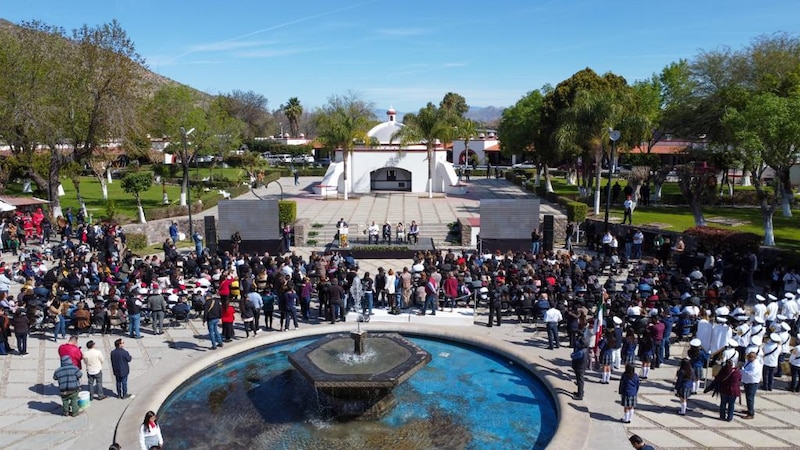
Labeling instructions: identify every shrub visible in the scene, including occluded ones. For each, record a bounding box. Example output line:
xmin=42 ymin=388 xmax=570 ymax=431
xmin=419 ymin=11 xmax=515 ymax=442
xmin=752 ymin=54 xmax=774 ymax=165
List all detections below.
xmin=126 ymin=233 xmax=148 ymax=251
xmin=308 ymin=231 xmax=319 ymax=237
xmin=682 ymin=226 xmax=761 ymax=256
xmin=311 ymin=223 xmax=324 ymax=228
xmin=565 ymin=201 xmax=587 ymax=223
xmin=105 ymin=200 xmax=118 ymax=221
xmin=278 ymin=200 xmax=297 ymax=225
xmin=306 ymin=239 xmax=318 ymax=246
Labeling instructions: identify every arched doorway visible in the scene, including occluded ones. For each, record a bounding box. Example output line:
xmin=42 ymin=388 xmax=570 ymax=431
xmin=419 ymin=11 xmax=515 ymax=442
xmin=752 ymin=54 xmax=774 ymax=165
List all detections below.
xmin=370 ymin=167 xmax=412 ymax=191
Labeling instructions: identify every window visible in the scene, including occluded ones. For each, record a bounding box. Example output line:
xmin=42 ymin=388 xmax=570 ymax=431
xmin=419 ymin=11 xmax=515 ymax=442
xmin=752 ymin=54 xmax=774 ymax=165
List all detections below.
xmin=387 ymin=170 xmax=396 ymax=181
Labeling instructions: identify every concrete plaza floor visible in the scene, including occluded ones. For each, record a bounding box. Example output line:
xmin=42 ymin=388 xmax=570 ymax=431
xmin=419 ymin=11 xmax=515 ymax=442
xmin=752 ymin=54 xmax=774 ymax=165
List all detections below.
xmin=1 ymin=178 xmax=798 ymax=449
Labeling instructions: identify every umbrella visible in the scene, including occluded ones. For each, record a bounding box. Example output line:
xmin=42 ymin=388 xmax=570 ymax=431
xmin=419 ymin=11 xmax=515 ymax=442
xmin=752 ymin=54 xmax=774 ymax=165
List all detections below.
xmin=0 ymin=200 xmax=15 ymax=212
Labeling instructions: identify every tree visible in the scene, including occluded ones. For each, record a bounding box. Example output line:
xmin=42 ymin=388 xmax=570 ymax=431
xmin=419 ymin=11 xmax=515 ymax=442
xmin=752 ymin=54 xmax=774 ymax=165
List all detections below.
xmin=314 ymin=92 xmax=375 ymax=200
xmin=498 ymin=89 xmax=544 ymax=185
xmin=724 ymin=92 xmax=800 ymax=245
xmin=455 ymin=117 xmax=479 ymax=167
xmin=282 ymin=97 xmax=303 ymax=137
xmin=391 ymin=102 xmax=451 ymax=198
xmin=121 ymin=171 xmax=153 ymax=223
xmin=440 ymin=92 xmax=469 ymax=118
xmin=218 ymin=90 xmax=272 ymax=140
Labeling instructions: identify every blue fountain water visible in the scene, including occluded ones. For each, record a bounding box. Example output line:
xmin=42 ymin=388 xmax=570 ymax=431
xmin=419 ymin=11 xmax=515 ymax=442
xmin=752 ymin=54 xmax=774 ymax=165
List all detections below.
xmin=159 ymin=336 xmax=557 ymax=449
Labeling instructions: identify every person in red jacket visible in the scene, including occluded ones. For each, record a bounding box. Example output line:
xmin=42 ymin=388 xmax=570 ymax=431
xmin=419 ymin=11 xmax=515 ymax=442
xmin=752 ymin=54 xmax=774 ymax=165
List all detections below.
xmin=58 ymin=336 xmax=83 ymax=369
xmin=221 ymin=300 xmax=236 ymax=342
xmin=714 ymin=360 xmax=742 ymax=421
xmin=218 ymin=274 xmax=233 ymax=304
xmin=442 ymin=271 xmax=458 ymax=312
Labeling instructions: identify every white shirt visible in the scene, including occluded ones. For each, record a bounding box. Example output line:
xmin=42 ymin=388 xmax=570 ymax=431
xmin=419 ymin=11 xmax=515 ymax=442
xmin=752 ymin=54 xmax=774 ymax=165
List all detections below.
xmin=753 ymin=303 xmax=767 ymax=322
xmin=781 ymin=300 xmax=798 ymax=320
xmin=766 ymin=302 xmax=778 ymax=321
xmin=544 ymin=307 xmax=562 ymax=323
xmin=633 ymin=232 xmax=644 ymax=245
xmin=368 ymin=223 xmax=379 ymax=236
xmin=82 ymin=348 xmax=105 ymax=376
xmin=762 ymin=341 xmax=780 ymax=367
xmin=741 ymin=358 xmax=763 ymax=384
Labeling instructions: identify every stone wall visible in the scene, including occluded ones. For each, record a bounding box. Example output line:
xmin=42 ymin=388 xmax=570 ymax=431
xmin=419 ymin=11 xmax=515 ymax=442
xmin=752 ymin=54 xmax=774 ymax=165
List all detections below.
xmin=122 ymin=216 xmax=206 ymax=245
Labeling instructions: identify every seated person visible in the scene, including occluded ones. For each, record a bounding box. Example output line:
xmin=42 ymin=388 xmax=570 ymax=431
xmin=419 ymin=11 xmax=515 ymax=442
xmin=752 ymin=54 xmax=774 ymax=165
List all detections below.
xmin=73 ymin=302 xmax=92 ymax=332
xmin=407 ymin=221 xmax=419 ymax=244
xmin=382 ymin=222 xmax=392 ymax=244
xmin=395 ymin=222 xmax=405 ymax=243
xmin=171 ymin=297 xmax=191 ymax=320
xmin=368 ymin=221 xmax=379 ymax=244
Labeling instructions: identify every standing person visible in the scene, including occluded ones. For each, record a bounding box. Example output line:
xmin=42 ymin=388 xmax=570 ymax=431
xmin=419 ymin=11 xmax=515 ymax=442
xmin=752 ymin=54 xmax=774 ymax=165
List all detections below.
xmin=246 ymin=287 xmax=262 ymax=333
xmin=127 ymin=293 xmax=143 ymax=339
xmin=193 ymin=230 xmax=203 ymax=256
xmin=565 ymin=221 xmax=575 ymax=251
xmin=632 ymin=229 xmax=644 ymax=260
xmin=422 ymin=274 xmax=438 ymax=316
xmin=53 ymin=355 xmax=83 ymax=416
xmin=360 ymin=272 xmax=374 ymax=315
xmin=49 ymin=299 xmax=68 ymax=342
xmin=638 ymin=333 xmax=654 ymax=379
xmin=110 ymin=338 xmax=134 ymax=399
xmin=531 ymin=227 xmax=541 ymax=256
xmin=221 ymin=300 xmax=236 ymax=342
xmin=442 ymin=271 xmax=458 ymax=312
xmin=648 ymin=315 xmax=666 ymax=368
xmin=714 ymin=360 xmax=742 ymax=421
xmin=261 ymin=287 xmax=277 ymax=330
xmin=599 ymin=330 xmax=616 ymax=384
xmin=239 ymin=295 xmax=255 ymax=338
xmin=688 ymin=339 xmax=709 ymax=394
xmin=231 ymin=231 xmax=242 ymax=255
xmin=571 ymin=340 xmax=587 ymax=400
xmin=545 ymin=301 xmax=563 ymax=349
xmin=202 ymin=294 xmax=223 ymax=349
xmin=147 ymin=289 xmax=167 ymax=335
xmin=299 ymin=277 xmax=313 ymax=321
xmin=761 ymin=332 xmax=781 ymax=391
xmin=11 ymin=309 xmax=29 ymax=356
xmin=618 ymin=364 xmax=640 ymax=423
xmin=281 ymin=284 xmax=299 ymax=331
xmin=400 ymin=267 xmax=413 ymax=309
xmin=0 ymin=308 xmax=10 ymax=355
xmin=282 ymin=223 xmax=292 ymax=253
xmin=622 ymin=195 xmax=634 ymax=224
xmin=611 ymin=316 xmax=624 ymax=369
xmin=139 ymin=410 xmax=164 ymax=450
xmin=293 ymin=166 xmax=299 ymax=185
xmin=741 ymin=349 xmax=763 ymax=419
xmin=58 ymin=336 xmax=84 ymax=369
xmin=169 ymin=222 xmax=178 ymax=244
xmin=325 ymin=279 xmax=345 ymax=324
xmin=83 ymin=340 xmax=107 ymax=400
xmin=674 ymin=358 xmax=695 ymax=415
xmin=788 ymin=344 xmax=800 ymax=393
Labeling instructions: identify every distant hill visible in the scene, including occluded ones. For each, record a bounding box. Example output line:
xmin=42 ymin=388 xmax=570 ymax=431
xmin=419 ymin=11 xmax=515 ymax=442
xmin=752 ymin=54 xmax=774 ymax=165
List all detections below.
xmin=375 ymin=105 xmax=504 ymax=126
xmin=465 ymin=106 xmax=504 ymax=125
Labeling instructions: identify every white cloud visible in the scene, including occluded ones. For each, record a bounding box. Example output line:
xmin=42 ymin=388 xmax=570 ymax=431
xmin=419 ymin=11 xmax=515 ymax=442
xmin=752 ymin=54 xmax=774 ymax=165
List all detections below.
xmin=188 ymin=40 xmax=272 ymax=53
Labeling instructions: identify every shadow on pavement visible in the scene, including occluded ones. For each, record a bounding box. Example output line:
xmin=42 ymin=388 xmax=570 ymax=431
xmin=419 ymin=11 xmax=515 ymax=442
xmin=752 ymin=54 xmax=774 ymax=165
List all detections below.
xmin=167 ymin=340 xmax=208 ymax=351
xmin=27 ymin=400 xmax=63 ymax=415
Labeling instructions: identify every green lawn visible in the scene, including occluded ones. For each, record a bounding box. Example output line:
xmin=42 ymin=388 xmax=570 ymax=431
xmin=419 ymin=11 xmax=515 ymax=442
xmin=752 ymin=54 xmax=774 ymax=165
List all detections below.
xmin=541 ymin=178 xmax=799 ymax=251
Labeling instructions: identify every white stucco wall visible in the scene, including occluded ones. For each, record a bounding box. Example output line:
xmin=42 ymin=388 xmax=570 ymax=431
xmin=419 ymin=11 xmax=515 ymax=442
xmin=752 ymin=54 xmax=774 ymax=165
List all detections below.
xmin=327 ymin=148 xmax=453 ymax=194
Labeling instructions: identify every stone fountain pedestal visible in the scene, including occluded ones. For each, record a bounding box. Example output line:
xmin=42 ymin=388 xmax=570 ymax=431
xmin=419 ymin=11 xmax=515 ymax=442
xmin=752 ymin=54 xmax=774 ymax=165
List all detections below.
xmin=288 ymin=332 xmax=431 ymax=420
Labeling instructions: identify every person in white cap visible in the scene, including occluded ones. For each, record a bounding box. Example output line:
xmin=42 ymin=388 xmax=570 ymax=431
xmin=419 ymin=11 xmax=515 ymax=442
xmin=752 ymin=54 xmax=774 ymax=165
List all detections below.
xmin=751 ymin=318 xmax=767 ymax=344
xmin=688 ymin=339 xmax=709 ymax=394
xmin=741 ymin=347 xmax=763 ymax=419
xmin=788 ymin=342 xmax=800 ymax=392
xmin=766 ymin=294 xmax=779 ymax=325
xmin=776 ymin=322 xmax=792 ymax=377
xmin=722 ymin=338 xmax=739 ymax=366
xmin=761 ymin=333 xmax=781 ymax=391
xmin=753 ymin=294 xmax=767 ymax=323
xmin=611 ymin=316 xmax=624 ymax=370
xmin=734 ymin=321 xmax=752 ymax=363
xmin=781 ymin=292 xmax=798 ymax=319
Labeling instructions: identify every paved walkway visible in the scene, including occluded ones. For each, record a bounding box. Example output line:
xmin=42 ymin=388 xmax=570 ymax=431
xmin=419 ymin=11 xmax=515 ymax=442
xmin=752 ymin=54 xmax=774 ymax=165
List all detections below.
xmin=1 ymin=179 xmax=798 ymax=449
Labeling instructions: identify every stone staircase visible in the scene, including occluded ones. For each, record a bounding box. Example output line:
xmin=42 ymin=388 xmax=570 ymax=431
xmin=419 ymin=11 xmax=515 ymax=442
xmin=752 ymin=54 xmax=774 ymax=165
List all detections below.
xmin=304 ymin=223 xmax=457 ymax=249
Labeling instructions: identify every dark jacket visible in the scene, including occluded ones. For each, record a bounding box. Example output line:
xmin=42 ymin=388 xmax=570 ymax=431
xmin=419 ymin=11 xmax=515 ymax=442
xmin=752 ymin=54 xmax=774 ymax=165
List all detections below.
xmin=618 ymin=373 xmax=640 ymax=397
xmin=110 ymin=347 xmax=132 ymax=378
xmin=11 ymin=313 xmax=29 ymax=334
xmin=53 ymin=355 xmax=83 ymax=392
xmin=203 ymin=297 xmax=221 ymax=321
xmin=715 ymin=364 xmax=741 ymax=397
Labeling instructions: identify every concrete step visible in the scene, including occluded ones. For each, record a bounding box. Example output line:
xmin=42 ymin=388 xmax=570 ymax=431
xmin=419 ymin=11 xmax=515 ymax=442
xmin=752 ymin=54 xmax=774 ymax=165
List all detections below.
xmin=305 ymin=224 xmax=456 ymax=247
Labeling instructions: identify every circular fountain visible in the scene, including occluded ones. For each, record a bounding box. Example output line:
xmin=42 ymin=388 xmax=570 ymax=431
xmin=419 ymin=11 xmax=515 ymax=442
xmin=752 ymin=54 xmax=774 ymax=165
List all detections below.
xmin=288 ymin=331 xmax=431 ymax=419
xmin=154 ymin=330 xmax=560 ymax=449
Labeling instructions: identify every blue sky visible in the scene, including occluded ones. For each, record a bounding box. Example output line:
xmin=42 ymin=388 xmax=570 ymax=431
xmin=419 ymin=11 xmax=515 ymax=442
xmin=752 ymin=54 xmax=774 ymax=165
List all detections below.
xmin=3 ymin=1 xmax=800 ymax=113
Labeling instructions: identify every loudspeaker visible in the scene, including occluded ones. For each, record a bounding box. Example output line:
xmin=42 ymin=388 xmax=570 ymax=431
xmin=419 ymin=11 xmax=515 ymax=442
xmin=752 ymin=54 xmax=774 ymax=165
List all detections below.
xmin=204 ymin=216 xmax=218 ymax=254
xmin=542 ymin=215 xmax=554 ymax=252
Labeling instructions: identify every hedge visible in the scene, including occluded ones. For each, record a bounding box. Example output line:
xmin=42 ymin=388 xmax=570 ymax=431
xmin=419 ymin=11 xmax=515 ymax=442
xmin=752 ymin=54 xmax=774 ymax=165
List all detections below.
xmin=682 ymin=226 xmax=760 ymax=256
xmin=126 ymin=233 xmax=148 ymax=251
xmin=565 ymin=201 xmax=587 ymax=223
xmin=278 ymin=200 xmax=296 ymax=225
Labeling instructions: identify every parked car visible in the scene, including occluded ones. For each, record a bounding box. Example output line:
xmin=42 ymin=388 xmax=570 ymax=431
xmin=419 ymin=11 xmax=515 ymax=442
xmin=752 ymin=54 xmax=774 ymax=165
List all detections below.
xmin=511 ymin=161 xmax=537 ymax=169
xmin=315 ymin=157 xmax=331 ymax=167
xmin=292 ymin=155 xmax=314 ymax=164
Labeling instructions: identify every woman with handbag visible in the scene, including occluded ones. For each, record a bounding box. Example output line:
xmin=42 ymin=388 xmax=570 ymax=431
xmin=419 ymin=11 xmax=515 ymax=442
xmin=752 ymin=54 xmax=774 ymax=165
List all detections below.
xmin=713 ymin=360 xmax=741 ymax=421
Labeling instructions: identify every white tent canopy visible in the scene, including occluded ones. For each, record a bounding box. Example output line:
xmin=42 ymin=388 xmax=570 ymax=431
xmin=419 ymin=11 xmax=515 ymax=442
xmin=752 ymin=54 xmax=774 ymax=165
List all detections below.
xmin=0 ymin=200 xmax=15 ymax=212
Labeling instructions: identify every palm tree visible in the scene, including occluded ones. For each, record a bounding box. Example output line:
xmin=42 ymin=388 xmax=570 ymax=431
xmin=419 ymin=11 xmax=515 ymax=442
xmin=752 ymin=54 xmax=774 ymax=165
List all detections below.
xmin=556 ymin=89 xmax=630 ymax=215
xmin=391 ymin=103 xmax=451 ymax=198
xmin=457 ymin=118 xmax=478 ymax=166
xmin=315 ymin=94 xmax=375 ymax=200
xmin=282 ymin=97 xmax=303 ymax=137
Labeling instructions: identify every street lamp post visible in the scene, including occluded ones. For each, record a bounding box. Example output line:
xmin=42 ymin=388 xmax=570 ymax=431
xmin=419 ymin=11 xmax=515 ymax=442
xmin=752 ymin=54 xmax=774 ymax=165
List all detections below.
xmin=180 ymin=126 xmax=196 ymax=238
xmin=604 ymin=129 xmax=621 ymax=233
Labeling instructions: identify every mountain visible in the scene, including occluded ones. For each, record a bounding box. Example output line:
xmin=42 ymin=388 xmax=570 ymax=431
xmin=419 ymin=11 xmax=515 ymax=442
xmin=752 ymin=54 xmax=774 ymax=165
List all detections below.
xmin=465 ymin=106 xmax=505 ymax=125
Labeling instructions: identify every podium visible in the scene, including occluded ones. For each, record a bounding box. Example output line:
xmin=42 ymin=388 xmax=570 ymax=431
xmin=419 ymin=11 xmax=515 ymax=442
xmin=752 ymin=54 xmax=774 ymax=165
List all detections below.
xmin=338 ymin=226 xmax=349 ymax=248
